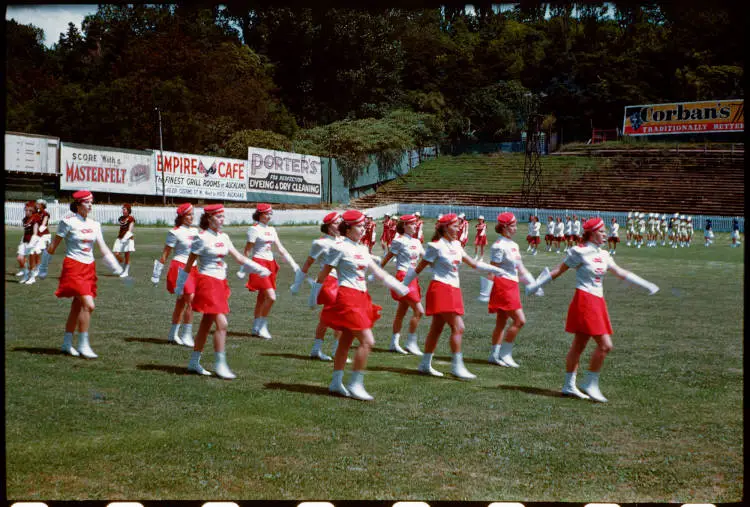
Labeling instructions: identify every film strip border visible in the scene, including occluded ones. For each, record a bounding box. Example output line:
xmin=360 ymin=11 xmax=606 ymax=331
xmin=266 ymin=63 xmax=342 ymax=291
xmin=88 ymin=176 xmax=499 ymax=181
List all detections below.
xmin=6 ymin=501 xmax=731 ymax=507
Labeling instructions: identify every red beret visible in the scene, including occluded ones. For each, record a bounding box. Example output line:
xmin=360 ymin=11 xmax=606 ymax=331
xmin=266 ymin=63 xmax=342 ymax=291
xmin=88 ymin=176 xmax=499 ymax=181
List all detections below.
xmin=176 ymin=203 xmax=193 ymax=216
xmin=72 ymin=190 xmax=93 ymax=202
xmin=256 ymin=203 xmax=272 ymax=213
xmin=496 ymin=212 xmax=517 ymax=226
xmin=322 ymin=211 xmax=341 ymax=224
xmin=438 ymin=213 xmax=458 ymax=225
xmin=583 ymin=217 xmax=605 ymax=232
xmin=399 ymin=214 xmax=417 ymax=224
xmin=342 ymin=209 xmax=365 ymax=225
xmin=122 ymin=203 xmax=132 ymax=213
xmin=25 ymin=200 xmax=36 ymax=209
xmin=204 ymin=204 xmax=224 ymax=215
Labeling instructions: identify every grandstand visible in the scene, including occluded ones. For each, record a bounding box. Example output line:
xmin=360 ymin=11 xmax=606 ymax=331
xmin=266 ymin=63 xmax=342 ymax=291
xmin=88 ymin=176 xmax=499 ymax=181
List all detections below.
xmin=349 ymin=147 xmax=744 ymax=216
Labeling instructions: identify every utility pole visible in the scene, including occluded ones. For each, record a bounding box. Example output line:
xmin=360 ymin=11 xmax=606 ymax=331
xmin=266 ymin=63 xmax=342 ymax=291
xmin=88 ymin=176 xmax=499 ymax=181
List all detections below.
xmin=156 ymin=107 xmax=165 ymax=205
xmin=521 ymin=113 xmax=543 ymax=208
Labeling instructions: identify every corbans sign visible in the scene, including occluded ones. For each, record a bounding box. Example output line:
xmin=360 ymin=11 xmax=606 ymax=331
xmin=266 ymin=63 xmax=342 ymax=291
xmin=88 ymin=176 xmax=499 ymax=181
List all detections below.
xmin=60 ymin=142 xmax=154 ymax=195
xmin=623 ymin=99 xmax=743 ymax=136
xmin=247 ymin=147 xmax=321 ymax=198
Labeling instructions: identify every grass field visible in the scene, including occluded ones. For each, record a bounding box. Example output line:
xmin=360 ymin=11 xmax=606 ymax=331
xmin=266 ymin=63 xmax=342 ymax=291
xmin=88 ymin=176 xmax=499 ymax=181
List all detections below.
xmin=4 ymin=223 xmax=743 ymax=502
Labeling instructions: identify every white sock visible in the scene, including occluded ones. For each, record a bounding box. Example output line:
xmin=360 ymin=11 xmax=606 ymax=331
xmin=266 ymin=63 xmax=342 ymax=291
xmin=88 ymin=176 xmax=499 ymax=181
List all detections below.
xmin=168 ymin=324 xmax=181 ymax=341
xmin=180 ymin=323 xmax=193 ymax=339
xmin=491 ymin=344 xmax=501 ymax=357
xmin=451 ymin=352 xmax=464 ymax=367
xmin=190 ymin=351 xmax=202 ymax=365
xmin=77 ymin=331 xmax=90 ymax=348
xmin=311 ymin=338 xmax=323 ymax=353
xmin=584 ymin=370 xmax=600 ymax=387
xmin=215 ymin=351 xmax=228 ymax=367
xmin=564 ymin=371 xmax=577 ymax=387
xmin=390 ymin=332 xmax=400 ymax=347
xmin=407 ymin=332 xmax=418 ymax=344
xmin=63 ymin=331 xmax=74 ymax=347
xmin=499 ymin=342 xmax=513 ymax=357
xmin=420 ymin=352 xmax=433 ymax=368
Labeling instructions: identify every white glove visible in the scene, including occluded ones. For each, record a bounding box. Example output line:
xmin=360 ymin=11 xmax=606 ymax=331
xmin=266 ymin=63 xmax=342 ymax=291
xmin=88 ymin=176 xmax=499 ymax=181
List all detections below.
xmin=38 ymin=250 xmax=52 ymax=279
xmin=236 ymin=263 xmax=248 ymax=279
xmin=382 ymin=272 xmax=410 ymax=297
xmin=401 ymin=266 xmax=418 ymax=287
xmin=28 ymin=235 xmax=41 ymax=252
xmin=122 ymin=230 xmax=133 ymax=242
xmin=369 ymin=254 xmax=382 ymax=264
xmin=244 ymin=260 xmax=271 ymax=277
xmin=39 ymin=225 xmax=47 ymax=234
xmin=534 ymin=287 xmax=544 ymax=297
xmin=478 ymin=276 xmax=492 ymax=303
xmin=476 ymin=260 xmax=503 ymax=277
xmin=175 ymin=268 xmax=189 ymax=296
xmin=279 ymin=248 xmax=299 ymax=273
xmin=290 ymin=269 xmax=306 ymax=295
xmin=525 ymin=267 xmax=552 ymax=295
xmin=151 ymin=260 xmax=164 ymax=285
xmin=366 ymin=273 xmax=375 ymax=282
xmin=308 ymin=281 xmax=323 ymax=308
xmin=102 ymin=251 xmax=124 ymax=275
xmin=625 ymin=272 xmax=659 ymax=295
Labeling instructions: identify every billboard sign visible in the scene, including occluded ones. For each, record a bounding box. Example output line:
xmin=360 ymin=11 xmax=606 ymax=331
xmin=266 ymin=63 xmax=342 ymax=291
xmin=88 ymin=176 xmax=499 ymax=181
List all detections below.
xmin=60 ymin=142 xmax=154 ymax=194
xmin=5 ymin=132 xmax=60 ymax=174
xmin=247 ymin=147 xmax=321 ymax=199
xmin=155 ymin=151 xmax=248 ymax=201
xmin=623 ymin=99 xmax=743 ymax=136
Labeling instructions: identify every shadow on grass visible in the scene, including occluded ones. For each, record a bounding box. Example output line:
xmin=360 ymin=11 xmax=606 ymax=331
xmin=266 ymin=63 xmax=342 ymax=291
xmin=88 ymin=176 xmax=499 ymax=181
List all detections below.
xmin=493 ymin=384 xmax=564 ymax=398
xmin=124 ymin=337 xmax=170 ymax=345
xmin=368 ymin=365 xmax=440 ymax=377
xmin=137 ymin=364 xmax=191 ymax=375
xmin=264 ymin=382 xmax=334 ymax=397
xmin=11 ymin=346 xmax=66 ymax=355
xmin=260 ymin=352 xmax=313 ymax=361
xmin=226 ymin=331 xmax=268 ymax=340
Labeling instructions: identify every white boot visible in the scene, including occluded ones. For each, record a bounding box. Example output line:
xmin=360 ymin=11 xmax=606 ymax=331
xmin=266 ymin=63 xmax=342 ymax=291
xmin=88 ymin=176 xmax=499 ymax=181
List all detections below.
xmin=417 ymin=353 xmax=444 ymax=377
xmin=310 ymin=338 xmax=332 ymax=361
xmin=167 ymin=324 xmax=184 ymax=345
xmin=251 ymin=317 xmax=262 ymax=336
xmin=119 ymin=263 xmax=130 ymax=277
xmin=61 ymin=332 xmax=80 ymax=357
xmin=214 ymin=351 xmax=236 ymax=380
xmin=328 ymin=370 xmax=350 ymax=397
xmin=346 ymin=371 xmax=374 ymax=401
xmin=19 ymin=267 xmax=29 ymax=283
xmin=561 ymin=372 xmax=589 ymax=399
xmin=257 ymin=318 xmax=272 ymax=340
xmin=478 ymin=277 xmax=492 ymax=303
xmin=76 ymin=332 xmax=98 ymax=359
xmin=488 ymin=344 xmax=506 ymax=366
xmin=404 ymin=333 xmax=423 ymax=356
xmin=498 ymin=342 xmax=519 ymax=368
xmin=187 ymin=351 xmax=211 ymax=376
xmin=580 ymin=371 xmax=608 ymax=402
xmin=450 ymin=352 xmax=476 ymax=380
xmin=180 ymin=324 xmax=194 ymax=347
xmin=389 ymin=333 xmax=407 ymax=354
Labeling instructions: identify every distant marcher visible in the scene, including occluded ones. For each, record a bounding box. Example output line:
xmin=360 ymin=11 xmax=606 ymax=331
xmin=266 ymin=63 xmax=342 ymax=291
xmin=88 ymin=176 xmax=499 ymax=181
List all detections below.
xmin=554 ymin=217 xmax=565 ymax=253
xmin=474 ymin=215 xmax=488 ymax=259
xmin=731 ymin=218 xmax=741 ymax=247
xmin=704 ymin=218 xmax=714 ymax=247
xmin=545 ymin=216 xmax=555 ymax=252
xmin=525 ymin=217 xmax=659 ymax=402
xmin=112 ymin=203 xmax=135 ymax=277
xmin=607 ymin=217 xmax=619 ymax=255
xmin=17 ymin=201 xmax=42 ymax=284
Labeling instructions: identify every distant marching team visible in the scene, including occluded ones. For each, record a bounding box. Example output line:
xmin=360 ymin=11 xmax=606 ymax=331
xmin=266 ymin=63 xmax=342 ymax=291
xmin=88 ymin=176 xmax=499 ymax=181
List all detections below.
xmin=20 ymin=195 xmax=744 ymax=403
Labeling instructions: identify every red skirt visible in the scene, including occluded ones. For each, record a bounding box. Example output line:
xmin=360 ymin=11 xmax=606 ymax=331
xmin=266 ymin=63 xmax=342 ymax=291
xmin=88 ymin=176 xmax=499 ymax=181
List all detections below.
xmin=532 ymin=236 xmax=541 ymax=245
xmin=317 ymin=275 xmax=339 ymax=307
xmin=320 ymin=286 xmax=382 ymax=331
xmin=425 ymin=281 xmax=464 ymax=316
xmin=488 ymin=276 xmax=521 ymax=313
xmin=545 ymin=234 xmax=553 ymax=241
xmin=565 ymin=289 xmax=613 ymax=336
xmin=192 ymin=273 xmax=231 ymax=314
xmin=246 ymin=258 xmax=279 ymax=291
xmin=609 ymin=236 xmax=620 ymax=243
xmin=55 ymin=257 xmax=97 ymax=298
xmin=475 ymin=235 xmax=488 ymax=246
xmin=166 ymin=259 xmax=198 ymax=295
xmin=390 ymin=269 xmax=422 ymax=303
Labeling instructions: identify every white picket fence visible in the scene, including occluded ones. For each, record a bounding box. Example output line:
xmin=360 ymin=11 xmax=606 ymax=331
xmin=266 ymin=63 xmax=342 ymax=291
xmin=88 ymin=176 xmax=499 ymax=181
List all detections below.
xmin=4 ymin=201 xmax=400 ymax=227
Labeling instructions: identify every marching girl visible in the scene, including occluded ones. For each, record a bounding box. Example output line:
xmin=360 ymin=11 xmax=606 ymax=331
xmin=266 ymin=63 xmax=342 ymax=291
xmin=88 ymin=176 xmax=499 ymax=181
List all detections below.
xmin=380 ymin=213 xmax=394 ymax=252
xmin=554 ymin=216 xmax=565 ymax=253
xmin=678 ymin=215 xmax=688 ymax=247
xmin=474 ymin=215 xmax=488 ymax=259
xmin=564 ymin=215 xmax=574 ymax=251
xmin=177 ymin=204 xmax=271 ymax=379
xmin=112 ymin=203 xmax=135 ymax=277
xmin=529 ymin=215 xmax=541 ymax=255
xmin=310 ymin=210 xmax=410 ymax=400
xmin=525 ymin=216 xmax=534 ymax=252
xmin=415 ymin=212 xmax=424 ymax=243
xmin=607 ymin=217 xmax=620 ymax=255
xmin=380 ymin=214 xmax=426 ymax=356
xmin=545 ymin=216 xmax=555 ymax=252
xmin=17 ymin=201 xmax=42 ymax=284
xmin=625 ymin=212 xmax=634 ymax=247
xmin=525 ymin=217 xmax=659 ymax=402
xmin=669 ymin=213 xmax=679 ymax=247
xmin=295 ymin=211 xmax=344 ymax=361
xmin=686 ymin=217 xmax=694 ymax=247
xmin=363 ymin=215 xmax=377 ymax=253
xmin=731 ymin=218 xmax=741 ymax=247
xmin=38 ymin=191 xmax=125 ymax=358
xmin=458 ymin=213 xmax=470 ymax=248
xmin=29 ymin=199 xmax=52 ymax=282
xmin=238 ymin=203 xmax=303 ymax=340
xmin=401 ymin=213 xmax=505 ymax=380
xmin=659 ymin=214 xmax=668 ymax=246
xmin=704 ymin=218 xmax=714 ymax=247
xmin=485 ymin=212 xmax=543 ymax=368
xmin=151 ymin=203 xmax=200 ymax=347
xmin=636 ymin=212 xmax=646 ymax=248
xmin=571 ymin=215 xmax=582 ymax=246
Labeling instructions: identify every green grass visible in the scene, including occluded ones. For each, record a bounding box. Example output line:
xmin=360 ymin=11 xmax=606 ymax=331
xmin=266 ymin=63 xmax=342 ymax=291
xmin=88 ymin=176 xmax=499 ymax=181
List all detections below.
xmin=5 ymin=224 xmax=743 ymax=501
xmin=387 ymin=153 xmax=607 ymax=194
